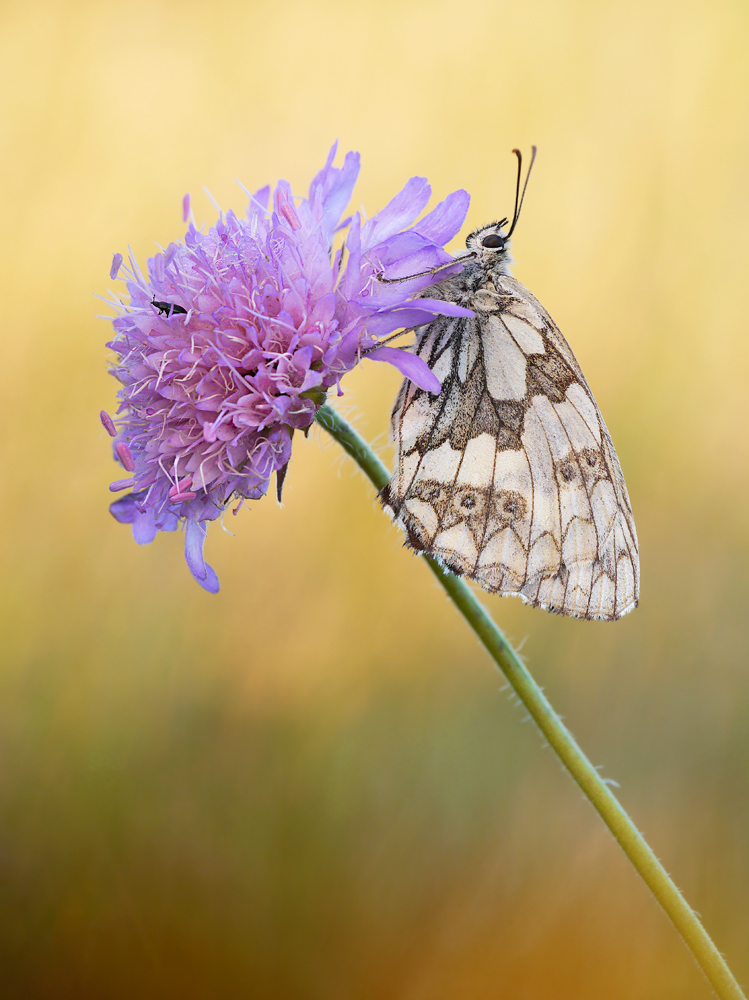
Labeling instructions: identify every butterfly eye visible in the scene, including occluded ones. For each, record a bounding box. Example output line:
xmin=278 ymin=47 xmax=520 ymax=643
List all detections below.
xmin=481 ymin=233 xmax=505 ymax=249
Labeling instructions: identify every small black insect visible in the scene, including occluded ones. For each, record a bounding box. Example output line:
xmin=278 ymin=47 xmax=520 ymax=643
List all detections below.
xmin=152 ymin=297 xmax=188 ymax=317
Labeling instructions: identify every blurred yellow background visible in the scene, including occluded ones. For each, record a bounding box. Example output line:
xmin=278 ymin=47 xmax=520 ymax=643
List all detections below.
xmin=1 ymin=0 xmax=748 ymax=996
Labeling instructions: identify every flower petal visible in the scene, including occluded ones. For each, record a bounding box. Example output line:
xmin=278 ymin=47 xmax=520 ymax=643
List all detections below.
xmin=365 ymin=346 xmax=442 ymax=393
xmin=184 ymin=520 xmax=220 ymax=593
xmin=132 ymin=508 xmax=158 ymax=545
xmin=369 ymin=231 xmax=454 ymax=278
xmin=362 ymin=300 xmax=473 ymax=336
xmin=322 ymin=152 xmax=360 ymax=232
xmin=410 ymin=189 xmax=470 ymax=246
xmin=361 ymin=177 xmax=431 ymax=246
xmin=109 ymin=492 xmax=140 ymax=524
xmin=414 ymin=297 xmax=475 ymax=318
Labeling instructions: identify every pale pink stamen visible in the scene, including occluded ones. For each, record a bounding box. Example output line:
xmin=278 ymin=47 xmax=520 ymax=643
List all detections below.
xmin=109 ymin=478 xmax=135 ymax=492
xmin=116 ymin=441 xmax=135 ymax=472
xmin=168 ymin=475 xmax=194 ymax=499
xmin=278 ymin=193 xmax=301 ymax=231
xmin=100 ymin=410 xmax=117 ymax=436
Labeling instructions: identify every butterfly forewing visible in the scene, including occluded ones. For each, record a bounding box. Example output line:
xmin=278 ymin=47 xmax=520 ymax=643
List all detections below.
xmin=382 ymin=274 xmax=639 ymax=621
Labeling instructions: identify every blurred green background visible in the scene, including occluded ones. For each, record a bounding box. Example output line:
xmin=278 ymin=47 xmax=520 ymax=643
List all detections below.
xmin=1 ymin=0 xmax=748 ymax=996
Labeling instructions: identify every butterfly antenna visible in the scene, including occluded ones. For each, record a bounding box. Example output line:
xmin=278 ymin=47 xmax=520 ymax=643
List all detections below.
xmin=506 ymin=145 xmax=537 ymax=237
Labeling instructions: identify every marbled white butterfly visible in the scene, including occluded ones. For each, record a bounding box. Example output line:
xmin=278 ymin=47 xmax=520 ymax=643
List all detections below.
xmin=381 ymin=149 xmax=639 ymax=620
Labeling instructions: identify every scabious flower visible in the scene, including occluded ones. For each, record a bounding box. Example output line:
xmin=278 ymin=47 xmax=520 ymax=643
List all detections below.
xmin=103 ymin=144 xmax=471 ymax=591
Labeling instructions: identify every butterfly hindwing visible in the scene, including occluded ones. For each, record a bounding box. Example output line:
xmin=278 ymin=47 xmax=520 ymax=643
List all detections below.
xmin=381 ymin=275 xmax=639 ymax=621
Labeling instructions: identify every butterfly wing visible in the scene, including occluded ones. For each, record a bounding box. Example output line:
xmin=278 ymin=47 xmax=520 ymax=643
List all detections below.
xmin=381 ymin=275 xmax=639 ymax=620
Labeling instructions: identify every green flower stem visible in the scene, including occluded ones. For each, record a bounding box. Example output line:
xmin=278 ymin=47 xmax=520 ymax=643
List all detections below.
xmin=315 ymin=402 xmax=745 ymax=1000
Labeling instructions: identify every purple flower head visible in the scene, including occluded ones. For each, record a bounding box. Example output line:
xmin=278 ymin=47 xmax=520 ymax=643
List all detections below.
xmin=104 ymin=144 xmax=471 ymax=591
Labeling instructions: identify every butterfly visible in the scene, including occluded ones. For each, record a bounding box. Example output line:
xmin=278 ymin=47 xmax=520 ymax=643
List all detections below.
xmin=380 ymin=149 xmax=639 ymax=620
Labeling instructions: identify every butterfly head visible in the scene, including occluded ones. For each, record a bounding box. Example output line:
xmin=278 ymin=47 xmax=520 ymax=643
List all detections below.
xmin=464 ymin=221 xmax=513 ymax=271
xmin=460 ymin=147 xmax=537 ymax=274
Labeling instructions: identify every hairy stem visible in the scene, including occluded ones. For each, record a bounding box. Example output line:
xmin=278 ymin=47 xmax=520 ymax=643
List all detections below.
xmin=315 ymin=402 xmax=745 ymax=1000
